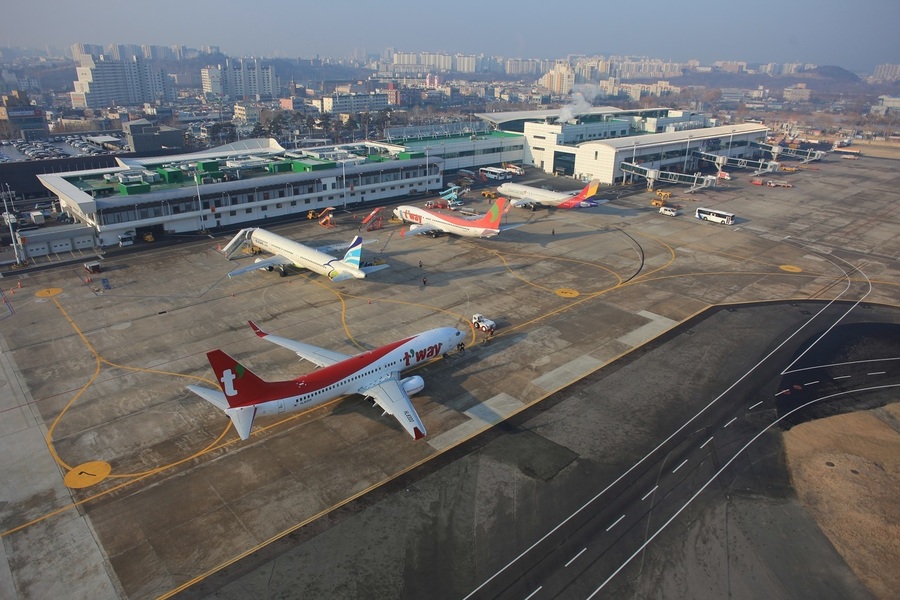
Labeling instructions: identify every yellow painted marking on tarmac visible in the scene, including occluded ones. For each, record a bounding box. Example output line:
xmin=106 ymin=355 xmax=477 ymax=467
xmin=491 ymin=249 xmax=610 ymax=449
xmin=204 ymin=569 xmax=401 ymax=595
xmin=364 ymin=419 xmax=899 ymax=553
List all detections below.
xmin=556 ymin=288 xmax=580 ymax=298
xmin=2 ymin=424 xmax=234 ymax=539
xmin=486 ymin=247 xmax=623 ymax=293
xmin=308 ymin=274 xmax=480 ymax=347
xmin=780 ymin=264 xmax=803 ymax=273
xmin=35 ymin=288 xmax=62 ymax=297
xmin=63 ymin=461 xmax=111 ymax=488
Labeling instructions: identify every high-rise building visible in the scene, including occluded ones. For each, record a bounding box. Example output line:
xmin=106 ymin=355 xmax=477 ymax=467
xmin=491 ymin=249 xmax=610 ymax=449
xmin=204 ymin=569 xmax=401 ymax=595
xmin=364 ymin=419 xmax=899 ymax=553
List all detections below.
xmin=318 ymin=93 xmax=389 ymax=114
xmin=454 ymin=54 xmax=476 ymax=73
xmin=540 ymin=62 xmax=576 ymax=95
xmin=874 ymin=64 xmax=900 ymax=82
xmin=70 ymin=55 xmax=174 ymax=109
xmin=70 ymin=43 xmax=103 ymax=63
xmin=201 ymin=59 xmax=278 ymax=100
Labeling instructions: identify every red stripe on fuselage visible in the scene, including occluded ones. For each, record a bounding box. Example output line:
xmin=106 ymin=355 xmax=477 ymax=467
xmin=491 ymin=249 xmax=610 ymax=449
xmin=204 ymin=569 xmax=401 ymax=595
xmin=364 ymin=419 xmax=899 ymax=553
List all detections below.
xmin=230 ymin=335 xmax=417 ymax=407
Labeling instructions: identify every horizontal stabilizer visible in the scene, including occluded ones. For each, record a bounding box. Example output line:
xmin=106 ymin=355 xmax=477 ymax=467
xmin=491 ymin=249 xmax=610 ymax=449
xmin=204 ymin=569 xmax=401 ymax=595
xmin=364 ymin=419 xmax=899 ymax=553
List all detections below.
xmin=187 ymin=384 xmax=230 ymax=411
xmin=361 ymin=264 xmax=390 ymax=276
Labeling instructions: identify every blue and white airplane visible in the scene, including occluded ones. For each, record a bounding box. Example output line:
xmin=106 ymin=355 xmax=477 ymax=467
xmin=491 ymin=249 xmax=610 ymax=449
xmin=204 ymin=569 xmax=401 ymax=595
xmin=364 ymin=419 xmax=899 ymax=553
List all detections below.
xmin=222 ymin=227 xmax=388 ymax=281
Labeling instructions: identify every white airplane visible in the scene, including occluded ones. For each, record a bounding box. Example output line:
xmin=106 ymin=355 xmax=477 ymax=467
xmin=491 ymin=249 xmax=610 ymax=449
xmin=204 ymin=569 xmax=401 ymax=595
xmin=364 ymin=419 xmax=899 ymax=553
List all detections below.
xmin=498 ymin=179 xmax=601 ymax=209
xmin=187 ymin=321 xmax=463 ymax=440
xmin=393 ymin=197 xmax=509 ymax=238
xmin=221 ymin=227 xmax=388 ymax=280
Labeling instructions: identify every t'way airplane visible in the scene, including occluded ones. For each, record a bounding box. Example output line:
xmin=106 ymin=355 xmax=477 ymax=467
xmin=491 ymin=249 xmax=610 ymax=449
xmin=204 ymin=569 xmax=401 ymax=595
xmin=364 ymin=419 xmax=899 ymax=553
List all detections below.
xmin=393 ymin=197 xmax=509 ymax=238
xmin=221 ymin=227 xmax=388 ymax=280
xmin=497 ymin=179 xmax=601 ymax=209
xmin=187 ymin=321 xmax=463 ymax=440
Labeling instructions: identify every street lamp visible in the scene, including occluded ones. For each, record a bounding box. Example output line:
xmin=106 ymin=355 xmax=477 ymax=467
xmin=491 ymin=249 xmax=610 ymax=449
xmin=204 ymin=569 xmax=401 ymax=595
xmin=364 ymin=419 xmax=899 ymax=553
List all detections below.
xmin=424 ymin=146 xmax=431 ymax=192
xmin=1 ymin=183 xmax=22 ymax=265
xmin=630 ymin=142 xmax=637 ymax=184
xmin=341 ymin=160 xmax=346 ymax=209
xmin=683 ymin=135 xmax=693 ymax=171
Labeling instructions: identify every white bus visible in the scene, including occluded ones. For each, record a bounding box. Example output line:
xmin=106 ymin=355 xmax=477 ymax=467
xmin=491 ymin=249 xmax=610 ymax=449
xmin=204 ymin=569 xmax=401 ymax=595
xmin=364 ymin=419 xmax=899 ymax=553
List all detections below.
xmin=479 ymin=167 xmax=510 ymax=180
xmin=695 ymin=207 xmax=735 ymax=225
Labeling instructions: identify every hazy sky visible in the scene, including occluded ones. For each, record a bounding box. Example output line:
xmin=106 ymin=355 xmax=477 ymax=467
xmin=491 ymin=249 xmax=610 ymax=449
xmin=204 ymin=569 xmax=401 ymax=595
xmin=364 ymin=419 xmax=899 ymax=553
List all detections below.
xmin=3 ymin=0 xmax=898 ymax=71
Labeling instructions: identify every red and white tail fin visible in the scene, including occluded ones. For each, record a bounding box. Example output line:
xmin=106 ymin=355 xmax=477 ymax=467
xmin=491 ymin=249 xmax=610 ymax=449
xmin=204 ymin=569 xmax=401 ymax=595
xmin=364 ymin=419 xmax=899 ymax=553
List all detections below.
xmin=205 ymin=349 xmax=299 ymax=407
xmin=473 ymin=197 xmax=509 ymax=228
xmin=196 ymin=349 xmax=301 ymax=440
xmin=557 ymin=179 xmax=600 ymax=208
xmin=206 ymin=349 xmax=270 ymax=408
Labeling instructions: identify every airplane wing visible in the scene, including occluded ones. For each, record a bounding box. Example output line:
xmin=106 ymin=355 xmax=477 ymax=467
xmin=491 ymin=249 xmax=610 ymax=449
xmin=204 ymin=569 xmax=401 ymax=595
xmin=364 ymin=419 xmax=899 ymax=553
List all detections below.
xmin=408 ymin=223 xmax=444 ymax=236
xmin=248 ymin=320 xmax=350 ymax=367
xmin=228 ymin=255 xmax=292 ymax=277
xmin=511 ymin=197 xmax=541 ymax=208
xmin=361 ymin=374 xmax=426 ymax=439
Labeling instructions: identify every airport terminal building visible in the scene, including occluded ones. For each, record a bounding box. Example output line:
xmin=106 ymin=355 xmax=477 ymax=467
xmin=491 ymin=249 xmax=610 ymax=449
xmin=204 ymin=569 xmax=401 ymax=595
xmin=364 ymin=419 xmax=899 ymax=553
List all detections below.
xmin=477 ymin=107 xmax=768 ymax=182
xmin=36 ymin=138 xmax=446 ymax=249
xmin=30 ymin=107 xmax=771 ymax=254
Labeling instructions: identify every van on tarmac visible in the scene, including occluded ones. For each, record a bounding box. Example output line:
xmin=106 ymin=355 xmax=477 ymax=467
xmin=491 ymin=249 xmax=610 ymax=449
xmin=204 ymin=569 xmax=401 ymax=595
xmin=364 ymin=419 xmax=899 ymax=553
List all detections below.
xmin=658 ymin=206 xmax=680 ymax=217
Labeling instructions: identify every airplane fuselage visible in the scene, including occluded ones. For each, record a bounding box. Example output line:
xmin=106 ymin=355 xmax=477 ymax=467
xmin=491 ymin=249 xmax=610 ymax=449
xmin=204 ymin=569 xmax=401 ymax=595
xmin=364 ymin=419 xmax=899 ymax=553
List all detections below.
xmin=249 ymin=229 xmax=365 ymax=279
xmin=225 ymin=327 xmax=461 ymax=419
xmin=393 ymin=206 xmax=499 ymax=238
xmin=497 ymin=182 xmax=577 ymax=205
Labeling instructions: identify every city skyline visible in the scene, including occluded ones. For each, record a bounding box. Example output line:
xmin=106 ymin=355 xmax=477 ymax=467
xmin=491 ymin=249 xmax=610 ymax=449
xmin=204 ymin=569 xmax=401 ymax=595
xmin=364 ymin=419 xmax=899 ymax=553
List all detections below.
xmin=2 ymin=0 xmax=898 ymax=72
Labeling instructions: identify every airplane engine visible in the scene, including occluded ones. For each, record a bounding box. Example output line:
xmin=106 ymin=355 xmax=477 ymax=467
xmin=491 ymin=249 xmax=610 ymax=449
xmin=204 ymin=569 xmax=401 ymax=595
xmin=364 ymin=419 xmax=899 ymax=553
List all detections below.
xmin=400 ymin=376 xmax=425 ymax=396
xmin=254 ymin=258 xmax=274 ymax=272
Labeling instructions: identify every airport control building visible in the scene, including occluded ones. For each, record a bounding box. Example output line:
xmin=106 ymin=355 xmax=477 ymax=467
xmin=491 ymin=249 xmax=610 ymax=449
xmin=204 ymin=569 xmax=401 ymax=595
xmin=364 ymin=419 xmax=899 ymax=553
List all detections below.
xmin=30 ymin=107 xmax=774 ymax=255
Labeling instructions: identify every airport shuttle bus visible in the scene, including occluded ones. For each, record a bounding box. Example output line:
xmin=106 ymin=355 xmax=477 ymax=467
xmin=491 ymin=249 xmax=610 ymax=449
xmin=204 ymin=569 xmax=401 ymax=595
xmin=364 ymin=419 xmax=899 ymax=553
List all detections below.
xmin=479 ymin=167 xmax=511 ymax=180
xmin=695 ymin=207 xmax=735 ymax=225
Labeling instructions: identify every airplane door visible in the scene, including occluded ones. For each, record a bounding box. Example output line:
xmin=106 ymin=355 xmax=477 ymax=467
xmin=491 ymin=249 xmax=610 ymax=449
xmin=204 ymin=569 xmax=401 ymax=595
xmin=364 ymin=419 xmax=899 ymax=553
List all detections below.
xmin=277 ymin=399 xmax=286 ymax=413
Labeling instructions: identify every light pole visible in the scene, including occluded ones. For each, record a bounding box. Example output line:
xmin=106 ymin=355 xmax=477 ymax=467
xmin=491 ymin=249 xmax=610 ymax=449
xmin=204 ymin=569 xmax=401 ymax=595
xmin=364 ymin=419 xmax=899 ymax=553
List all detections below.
xmin=2 ymin=183 xmax=22 ymax=265
xmin=630 ymin=142 xmax=637 ymax=184
xmin=194 ymin=173 xmax=204 ymax=232
xmin=341 ymin=160 xmax=346 ymax=209
xmin=424 ymin=146 xmax=430 ymax=192
xmin=683 ymin=135 xmax=692 ymax=172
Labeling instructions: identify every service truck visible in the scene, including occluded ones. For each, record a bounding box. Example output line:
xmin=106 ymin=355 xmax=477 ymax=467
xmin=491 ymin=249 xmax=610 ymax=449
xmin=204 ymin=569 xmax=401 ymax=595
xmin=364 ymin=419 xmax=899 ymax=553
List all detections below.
xmin=472 ymin=314 xmax=496 ymax=332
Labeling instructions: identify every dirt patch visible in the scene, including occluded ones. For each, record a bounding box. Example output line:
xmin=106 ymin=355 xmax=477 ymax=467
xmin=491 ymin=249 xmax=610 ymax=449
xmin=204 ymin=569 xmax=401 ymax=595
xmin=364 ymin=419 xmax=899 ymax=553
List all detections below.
xmin=852 ymin=140 xmax=900 ymax=160
xmin=783 ymin=404 xmax=900 ymax=600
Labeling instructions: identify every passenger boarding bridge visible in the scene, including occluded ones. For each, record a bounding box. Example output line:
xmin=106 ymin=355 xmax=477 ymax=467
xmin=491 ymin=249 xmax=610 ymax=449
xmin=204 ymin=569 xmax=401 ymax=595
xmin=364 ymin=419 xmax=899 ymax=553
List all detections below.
xmin=619 ymin=162 xmax=718 ymax=192
xmin=750 ymin=141 xmax=827 ymax=163
xmin=691 ymin=151 xmax=780 ymax=175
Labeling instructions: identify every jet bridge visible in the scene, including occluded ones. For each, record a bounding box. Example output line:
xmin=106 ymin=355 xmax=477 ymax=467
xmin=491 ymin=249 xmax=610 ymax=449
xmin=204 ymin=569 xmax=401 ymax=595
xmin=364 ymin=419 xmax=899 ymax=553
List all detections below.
xmin=750 ymin=141 xmax=827 ymax=163
xmin=691 ymin=151 xmax=780 ymax=175
xmin=620 ymin=162 xmax=718 ymax=192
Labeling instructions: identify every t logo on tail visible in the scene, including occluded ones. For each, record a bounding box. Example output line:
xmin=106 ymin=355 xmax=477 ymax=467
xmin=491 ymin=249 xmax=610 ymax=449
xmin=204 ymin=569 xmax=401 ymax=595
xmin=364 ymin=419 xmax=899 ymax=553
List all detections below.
xmin=220 ymin=368 xmax=239 ymax=396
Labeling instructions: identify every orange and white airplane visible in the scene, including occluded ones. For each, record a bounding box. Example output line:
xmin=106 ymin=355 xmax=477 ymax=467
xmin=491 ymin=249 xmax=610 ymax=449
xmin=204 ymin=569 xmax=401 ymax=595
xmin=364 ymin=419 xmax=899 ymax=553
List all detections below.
xmin=187 ymin=321 xmax=463 ymax=440
xmin=393 ymin=197 xmax=509 ymax=238
xmin=498 ymin=179 xmax=601 ymax=209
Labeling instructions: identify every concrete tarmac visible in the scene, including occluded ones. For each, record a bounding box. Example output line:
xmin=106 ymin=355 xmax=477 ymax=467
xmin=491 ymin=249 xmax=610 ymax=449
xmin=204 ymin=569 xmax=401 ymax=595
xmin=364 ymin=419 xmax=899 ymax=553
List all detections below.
xmin=0 ymin=157 xmax=897 ymax=599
